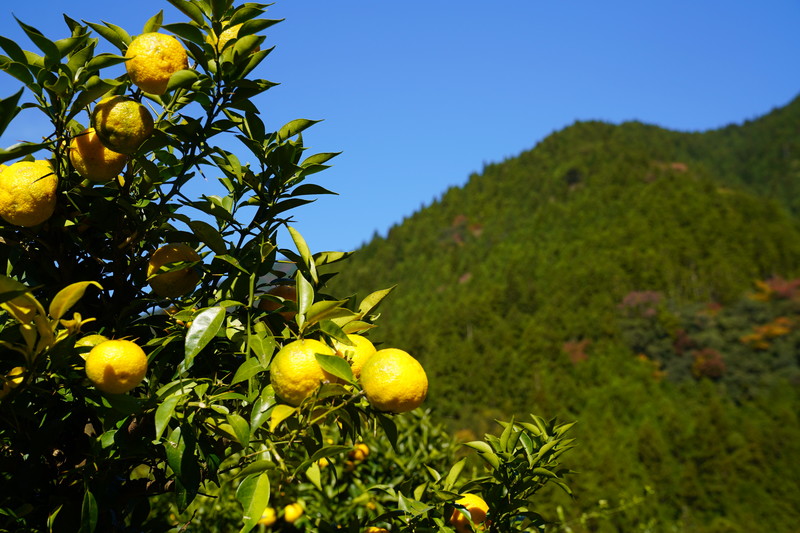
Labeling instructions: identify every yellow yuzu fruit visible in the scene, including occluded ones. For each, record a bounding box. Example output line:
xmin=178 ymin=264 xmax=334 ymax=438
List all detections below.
xmin=365 ymin=528 xmax=389 ymax=533
xmin=85 ymin=339 xmax=148 ymax=394
xmin=359 ymin=348 xmax=428 ymax=413
xmin=125 ymin=33 xmax=188 ymax=95
xmin=91 ymin=96 xmax=154 ymax=154
xmin=257 ymin=507 xmax=276 ymax=526
xmin=449 ymin=493 xmax=489 ymax=533
xmin=69 ymin=128 xmax=128 ymax=182
xmin=147 ymin=243 xmax=201 ymax=298
xmin=283 ymin=502 xmax=303 ymax=523
xmin=0 ymin=160 xmax=57 ymax=227
xmin=331 ymin=334 xmax=376 ymax=377
xmin=270 ymin=339 xmax=338 ymax=406
xmin=258 ymin=284 xmax=297 ymax=321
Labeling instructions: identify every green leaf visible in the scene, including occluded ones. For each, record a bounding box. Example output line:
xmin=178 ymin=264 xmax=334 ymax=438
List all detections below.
xmin=294 ymin=271 xmax=313 ymax=319
xmin=291 ymin=183 xmax=337 ymax=197
xmin=15 ymin=17 xmax=59 ymax=60
xmin=143 ymin=10 xmax=164 ymax=33
xmin=248 ymin=321 xmax=275 ymax=367
xmin=85 ymin=53 xmax=128 ymax=71
xmin=232 ymin=357 xmax=266 ymax=385
xmin=358 ymin=286 xmax=396 ymax=317
xmin=287 ymin=226 xmax=318 ymax=283
xmin=269 ymin=404 xmax=295 ymax=432
xmin=154 ymin=395 xmax=180 ymax=441
xmin=444 ymin=457 xmax=467 ymax=491
xmin=377 ymin=414 xmax=399 ymax=452
xmin=0 ymin=35 xmax=27 ymax=63
xmin=78 ymin=489 xmax=98 ymax=533
xmin=277 ymin=118 xmax=320 ymax=142
xmin=315 ymin=353 xmax=355 ymax=384
xmin=188 ymin=219 xmax=227 ymax=254
xmin=305 ymin=300 xmax=354 ymax=326
xmin=164 ymin=426 xmax=186 ymax=478
xmin=166 ymin=68 xmax=200 ymax=92
xmin=48 ymin=281 xmax=102 ymax=322
xmin=226 ymin=413 xmax=250 ymax=447
xmin=0 ymin=88 xmax=23 ymax=137
xmin=182 ymin=307 xmax=225 ymax=372
xmin=300 ymin=151 xmax=340 ymax=167
xmin=162 ymin=22 xmax=206 ymax=46
xmin=83 ymin=21 xmax=129 ymax=52
xmin=236 ymin=472 xmax=270 ymax=533
xmin=306 ymin=462 xmax=321 ymax=491
xmin=166 ymin=0 xmax=206 ymax=25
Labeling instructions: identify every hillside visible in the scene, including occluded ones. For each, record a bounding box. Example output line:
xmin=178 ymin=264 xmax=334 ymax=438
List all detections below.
xmin=324 ymin=95 xmax=800 ymax=531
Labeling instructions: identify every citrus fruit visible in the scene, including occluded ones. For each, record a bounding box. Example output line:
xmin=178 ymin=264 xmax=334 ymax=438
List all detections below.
xmin=0 ymin=160 xmax=57 ymax=227
xmin=348 ymin=443 xmax=370 ymax=462
xmin=69 ymin=128 xmax=128 ymax=182
xmin=359 ymin=348 xmax=428 ymax=413
xmin=448 ymin=493 xmax=489 ymax=533
xmin=147 ymin=243 xmax=201 ymax=298
xmin=270 ymin=339 xmax=338 ymax=406
xmin=91 ymin=96 xmax=154 ymax=154
xmin=257 ymin=507 xmax=276 ymax=526
xmin=125 ymin=32 xmax=188 ymax=95
xmin=365 ymin=528 xmax=389 ymax=533
xmin=331 ymin=334 xmax=376 ymax=377
xmin=284 ymin=502 xmax=304 ymax=523
xmin=0 ymin=366 xmax=25 ymax=399
xmin=258 ymin=283 xmax=297 ymax=321
xmin=85 ymin=339 xmax=148 ymax=394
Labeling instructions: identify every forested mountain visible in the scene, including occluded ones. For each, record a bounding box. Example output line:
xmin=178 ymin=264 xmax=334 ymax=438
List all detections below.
xmin=325 ymin=94 xmax=800 ymax=531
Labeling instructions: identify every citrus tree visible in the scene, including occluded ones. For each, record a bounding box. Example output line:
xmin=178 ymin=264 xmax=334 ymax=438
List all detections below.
xmin=0 ymin=1 xmax=576 ymax=531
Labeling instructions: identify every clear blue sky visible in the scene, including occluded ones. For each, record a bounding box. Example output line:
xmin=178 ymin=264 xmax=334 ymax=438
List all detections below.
xmin=1 ymin=1 xmax=798 ymax=253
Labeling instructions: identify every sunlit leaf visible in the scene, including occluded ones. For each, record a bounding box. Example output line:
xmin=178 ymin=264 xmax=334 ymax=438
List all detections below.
xmin=236 ymin=472 xmax=270 ymax=533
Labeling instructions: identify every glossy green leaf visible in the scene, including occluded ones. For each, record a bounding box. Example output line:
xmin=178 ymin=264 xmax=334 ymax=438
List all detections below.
xmin=48 ymin=281 xmax=102 ymax=322
xmin=226 ymin=413 xmax=250 ymax=447
xmin=287 ymin=226 xmax=317 ymax=283
xmin=142 ymin=10 xmax=164 ymax=33
xmin=444 ymin=457 xmax=466 ymax=491
xmin=182 ymin=306 xmax=225 ymax=372
xmin=188 ymin=219 xmax=227 ymax=254
xmin=305 ymin=300 xmax=353 ymax=326
xmin=15 ymin=17 xmax=59 ymax=60
xmin=358 ymin=286 xmax=396 ymax=317
xmin=236 ymin=472 xmax=270 ymax=533
xmin=305 ymin=461 xmax=321 ymax=491
xmin=315 ymin=352 xmax=354 ymax=384
xmin=232 ymin=357 xmax=265 ymax=385
xmin=294 ymin=270 xmax=313 ymax=319
xmin=166 ymin=68 xmax=200 ymax=92
xmin=155 ymin=394 xmax=180 ymax=441
xmin=277 ymin=118 xmax=320 ymax=142
xmin=166 ymin=0 xmax=206 ymax=25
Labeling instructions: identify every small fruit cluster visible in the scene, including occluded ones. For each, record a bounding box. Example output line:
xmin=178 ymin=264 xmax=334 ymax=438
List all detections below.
xmin=0 ymin=32 xmax=187 ymax=227
xmin=270 ymin=334 xmax=429 ymax=414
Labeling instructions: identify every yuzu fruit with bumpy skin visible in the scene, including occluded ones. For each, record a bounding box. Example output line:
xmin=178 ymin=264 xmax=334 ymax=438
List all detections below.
xmin=359 ymin=348 xmax=428 ymax=413
xmin=85 ymin=339 xmax=148 ymax=394
xmin=69 ymin=128 xmax=128 ymax=182
xmin=0 ymin=160 xmax=57 ymax=227
xmin=331 ymin=334 xmax=376 ymax=377
xmin=147 ymin=243 xmax=201 ymax=298
xmin=270 ymin=339 xmax=338 ymax=406
xmin=91 ymin=96 xmax=154 ymax=154
xmin=125 ymin=32 xmax=188 ymax=95
xmin=448 ymin=493 xmax=489 ymax=533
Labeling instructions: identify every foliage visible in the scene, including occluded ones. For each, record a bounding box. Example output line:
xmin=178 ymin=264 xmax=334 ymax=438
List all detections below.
xmin=0 ymin=1 xmax=575 ymax=532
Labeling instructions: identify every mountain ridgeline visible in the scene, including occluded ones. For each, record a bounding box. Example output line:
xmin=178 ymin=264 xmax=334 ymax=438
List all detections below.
xmin=326 ymin=95 xmax=800 ymax=531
